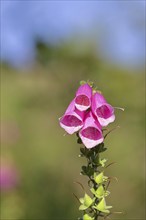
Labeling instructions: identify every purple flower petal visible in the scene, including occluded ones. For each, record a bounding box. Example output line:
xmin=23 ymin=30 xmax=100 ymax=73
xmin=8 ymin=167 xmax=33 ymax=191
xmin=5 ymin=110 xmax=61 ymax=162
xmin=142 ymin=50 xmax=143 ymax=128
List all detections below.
xmin=92 ymin=92 xmax=115 ymax=126
xmin=75 ymin=84 xmax=92 ymax=111
xmin=79 ymin=112 xmax=103 ymax=148
xmin=59 ymin=99 xmax=84 ymax=134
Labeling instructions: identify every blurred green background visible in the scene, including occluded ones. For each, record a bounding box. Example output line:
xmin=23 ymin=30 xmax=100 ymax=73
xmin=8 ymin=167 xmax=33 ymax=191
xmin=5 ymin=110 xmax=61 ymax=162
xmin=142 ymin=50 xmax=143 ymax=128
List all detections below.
xmin=1 ymin=44 xmax=145 ymax=219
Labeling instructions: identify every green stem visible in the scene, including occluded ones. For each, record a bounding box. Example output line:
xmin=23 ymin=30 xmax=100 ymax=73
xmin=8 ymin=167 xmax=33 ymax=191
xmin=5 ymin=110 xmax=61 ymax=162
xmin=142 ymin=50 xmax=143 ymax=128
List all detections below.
xmin=79 ymin=144 xmax=101 ymax=217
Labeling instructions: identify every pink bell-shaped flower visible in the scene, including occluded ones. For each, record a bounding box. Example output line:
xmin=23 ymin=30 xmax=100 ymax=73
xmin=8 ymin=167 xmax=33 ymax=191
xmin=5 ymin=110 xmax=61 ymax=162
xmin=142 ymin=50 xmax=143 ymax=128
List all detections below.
xmin=79 ymin=112 xmax=103 ymax=149
xmin=75 ymin=84 xmax=92 ymax=111
xmin=59 ymin=99 xmax=84 ymax=134
xmin=92 ymin=92 xmax=115 ymax=127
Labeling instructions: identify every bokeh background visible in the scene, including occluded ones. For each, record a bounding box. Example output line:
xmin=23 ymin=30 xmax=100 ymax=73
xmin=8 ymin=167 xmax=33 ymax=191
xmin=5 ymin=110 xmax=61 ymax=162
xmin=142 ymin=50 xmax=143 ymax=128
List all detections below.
xmin=0 ymin=1 xmax=145 ymax=220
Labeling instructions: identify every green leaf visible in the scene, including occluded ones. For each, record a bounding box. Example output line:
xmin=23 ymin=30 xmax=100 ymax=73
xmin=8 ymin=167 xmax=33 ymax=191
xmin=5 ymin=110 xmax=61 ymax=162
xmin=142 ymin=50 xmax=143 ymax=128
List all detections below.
xmin=83 ymin=214 xmax=94 ymax=220
xmin=86 ymin=149 xmax=94 ymax=158
xmin=80 ymin=147 xmax=90 ymax=157
xmin=95 ymin=143 xmax=107 ymax=153
xmin=93 ymin=154 xmax=99 ymax=165
xmin=81 ymin=166 xmax=94 ymax=176
xmin=81 ymin=166 xmax=87 ymax=175
xmin=88 ymin=167 xmax=94 ymax=176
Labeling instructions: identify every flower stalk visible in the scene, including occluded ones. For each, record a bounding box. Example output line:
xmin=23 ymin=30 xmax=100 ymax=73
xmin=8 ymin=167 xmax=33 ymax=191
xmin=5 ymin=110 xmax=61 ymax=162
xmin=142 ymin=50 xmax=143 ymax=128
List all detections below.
xmin=78 ymin=136 xmax=112 ymax=220
xmin=59 ymin=81 xmax=121 ymax=220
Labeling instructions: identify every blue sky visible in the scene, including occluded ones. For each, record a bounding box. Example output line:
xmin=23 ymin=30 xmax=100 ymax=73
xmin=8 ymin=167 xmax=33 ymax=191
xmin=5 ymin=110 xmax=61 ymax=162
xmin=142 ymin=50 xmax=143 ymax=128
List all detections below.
xmin=1 ymin=1 xmax=145 ymax=68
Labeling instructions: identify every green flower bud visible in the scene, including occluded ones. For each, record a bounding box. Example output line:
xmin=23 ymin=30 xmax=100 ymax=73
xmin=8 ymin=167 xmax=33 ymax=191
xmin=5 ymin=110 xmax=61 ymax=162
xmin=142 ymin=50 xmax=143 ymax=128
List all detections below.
xmin=90 ymin=185 xmax=110 ymax=199
xmin=94 ymin=172 xmax=108 ymax=184
xmin=83 ymin=214 xmax=94 ymax=220
xmin=99 ymin=158 xmax=107 ymax=167
xmin=93 ymin=197 xmax=112 ymax=214
xmin=79 ymin=193 xmax=94 ymax=211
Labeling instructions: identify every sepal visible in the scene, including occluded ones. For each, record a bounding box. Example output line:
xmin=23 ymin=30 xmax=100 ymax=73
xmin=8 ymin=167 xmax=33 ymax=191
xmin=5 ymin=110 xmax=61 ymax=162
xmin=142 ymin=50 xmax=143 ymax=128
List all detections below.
xmin=79 ymin=193 xmax=94 ymax=210
xmin=90 ymin=185 xmax=110 ymax=199
xmin=93 ymin=197 xmax=112 ymax=214
xmin=94 ymin=172 xmax=108 ymax=184
xmin=83 ymin=214 xmax=94 ymax=220
xmin=81 ymin=166 xmax=94 ymax=176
